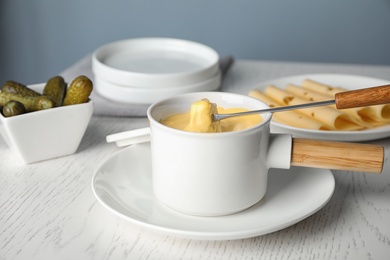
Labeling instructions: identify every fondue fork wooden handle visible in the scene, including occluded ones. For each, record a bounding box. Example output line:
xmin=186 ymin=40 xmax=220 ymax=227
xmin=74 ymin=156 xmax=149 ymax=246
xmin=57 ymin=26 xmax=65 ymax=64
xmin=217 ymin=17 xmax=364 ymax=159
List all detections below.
xmin=290 ymin=138 xmax=384 ymax=173
xmin=335 ymin=84 xmax=390 ymax=109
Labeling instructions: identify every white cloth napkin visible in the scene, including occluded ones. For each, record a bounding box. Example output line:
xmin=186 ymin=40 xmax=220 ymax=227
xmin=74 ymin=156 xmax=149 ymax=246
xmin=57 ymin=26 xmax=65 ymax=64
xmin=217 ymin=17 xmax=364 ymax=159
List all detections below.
xmin=60 ymin=54 xmax=234 ymax=117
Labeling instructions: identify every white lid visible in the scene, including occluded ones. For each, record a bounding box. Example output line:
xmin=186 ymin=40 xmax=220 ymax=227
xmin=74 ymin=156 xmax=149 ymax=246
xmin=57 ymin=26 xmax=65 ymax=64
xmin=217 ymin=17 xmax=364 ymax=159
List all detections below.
xmin=92 ymin=38 xmax=220 ymax=88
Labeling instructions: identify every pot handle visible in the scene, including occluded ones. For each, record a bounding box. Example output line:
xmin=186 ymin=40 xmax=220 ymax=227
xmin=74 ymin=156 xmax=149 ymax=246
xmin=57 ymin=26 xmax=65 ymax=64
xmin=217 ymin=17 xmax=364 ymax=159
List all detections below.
xmin=106 ymin=127 xmax=150 ymax=147
xmin=267 ymin=134 xmax=293 ymax=169
xmin=291 ymin=138 xmax=384 ymax=173
xmin=108 ymin=129 xmax=384 ymax=173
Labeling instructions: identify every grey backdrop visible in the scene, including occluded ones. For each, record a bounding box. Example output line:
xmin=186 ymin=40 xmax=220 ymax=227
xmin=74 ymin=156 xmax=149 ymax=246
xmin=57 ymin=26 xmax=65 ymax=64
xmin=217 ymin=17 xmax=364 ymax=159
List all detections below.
xmin=1 ymin=0 xmax=390 ymax=84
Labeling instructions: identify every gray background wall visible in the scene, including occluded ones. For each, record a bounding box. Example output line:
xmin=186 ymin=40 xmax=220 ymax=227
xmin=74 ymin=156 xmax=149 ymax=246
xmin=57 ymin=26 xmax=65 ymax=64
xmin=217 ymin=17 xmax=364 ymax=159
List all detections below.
xmin=1 ymin=0 xmax=390 ymax=85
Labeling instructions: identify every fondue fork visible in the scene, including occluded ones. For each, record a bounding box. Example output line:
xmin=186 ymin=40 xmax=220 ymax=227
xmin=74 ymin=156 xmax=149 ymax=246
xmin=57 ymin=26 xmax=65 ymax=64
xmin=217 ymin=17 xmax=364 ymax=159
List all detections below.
xmin=212 ymin=84 xmax=390 ymax=121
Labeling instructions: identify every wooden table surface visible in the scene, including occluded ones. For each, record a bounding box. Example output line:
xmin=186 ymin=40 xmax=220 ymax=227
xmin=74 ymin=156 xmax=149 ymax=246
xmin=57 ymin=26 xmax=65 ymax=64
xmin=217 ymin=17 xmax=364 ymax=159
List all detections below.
xmin=1 ymin=59 xmax=390 ymax=260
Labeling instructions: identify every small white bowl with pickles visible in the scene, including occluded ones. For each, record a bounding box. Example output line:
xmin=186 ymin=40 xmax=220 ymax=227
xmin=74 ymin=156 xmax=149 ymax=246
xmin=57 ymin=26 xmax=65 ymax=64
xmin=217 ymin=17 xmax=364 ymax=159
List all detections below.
xmin=0 ymin=76 xmax=94 ymax=164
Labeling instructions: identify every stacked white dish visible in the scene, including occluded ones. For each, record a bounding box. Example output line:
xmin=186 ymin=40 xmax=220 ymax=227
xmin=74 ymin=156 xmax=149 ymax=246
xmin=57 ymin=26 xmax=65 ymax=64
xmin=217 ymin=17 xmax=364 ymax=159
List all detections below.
xmin=92 ymin=38 xmax=221 ymax=104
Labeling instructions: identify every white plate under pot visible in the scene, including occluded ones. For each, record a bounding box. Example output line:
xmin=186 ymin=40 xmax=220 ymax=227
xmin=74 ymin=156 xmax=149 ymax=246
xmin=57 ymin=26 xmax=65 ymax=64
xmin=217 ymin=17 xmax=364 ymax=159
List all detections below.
xmin=91 ymin=143 xmax=335 ymax=240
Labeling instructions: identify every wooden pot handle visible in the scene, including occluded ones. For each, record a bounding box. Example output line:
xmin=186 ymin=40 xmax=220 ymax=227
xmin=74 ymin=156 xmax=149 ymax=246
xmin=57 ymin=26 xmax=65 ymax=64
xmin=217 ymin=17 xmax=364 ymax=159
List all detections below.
xmin=291 ymin=138 xmax=384 ymax=173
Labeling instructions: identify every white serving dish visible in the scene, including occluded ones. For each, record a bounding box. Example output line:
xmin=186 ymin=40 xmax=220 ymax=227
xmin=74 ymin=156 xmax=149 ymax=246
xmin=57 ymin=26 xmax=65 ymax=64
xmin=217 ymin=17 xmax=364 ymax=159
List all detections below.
xmin=92 ymin=38 xmax=220 ymax=88
xmin=91 ymin=142 xmax=335 ymax=240
xmin=252 ymin=73 xmax=390 ymax=141
xmin=0 ymin=83 xmax=94 ymax=164
xmin=94 ymin=71 xmax=221 ymax=104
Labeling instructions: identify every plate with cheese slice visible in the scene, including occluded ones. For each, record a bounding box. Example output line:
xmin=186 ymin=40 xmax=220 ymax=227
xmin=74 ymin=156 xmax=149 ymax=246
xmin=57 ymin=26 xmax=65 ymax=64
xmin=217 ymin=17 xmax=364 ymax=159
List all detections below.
xmin=249 ymin=74 xmax=390 ymax=141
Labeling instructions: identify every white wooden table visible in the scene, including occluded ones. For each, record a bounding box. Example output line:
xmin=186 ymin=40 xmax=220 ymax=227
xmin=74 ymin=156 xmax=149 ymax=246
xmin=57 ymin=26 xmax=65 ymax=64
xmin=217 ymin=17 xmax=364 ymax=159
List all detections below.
xmin=1 ymin=59 xmax=390 ymax=260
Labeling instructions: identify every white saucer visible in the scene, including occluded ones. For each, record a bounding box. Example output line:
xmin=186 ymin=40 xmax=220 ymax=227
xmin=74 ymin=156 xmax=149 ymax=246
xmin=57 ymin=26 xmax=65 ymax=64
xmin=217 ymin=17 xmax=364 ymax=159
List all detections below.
xmin=92 ymin=143 xmax=335 ymax=240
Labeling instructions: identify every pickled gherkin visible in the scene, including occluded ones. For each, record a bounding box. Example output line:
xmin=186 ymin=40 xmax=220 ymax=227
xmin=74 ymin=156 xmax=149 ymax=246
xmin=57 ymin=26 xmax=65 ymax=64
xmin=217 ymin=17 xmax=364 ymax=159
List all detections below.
xmin=63 ymin=75 xmax=93 ymax=106
xmin=0 ymin=75 xmax=93 ymax=117
xmin=2 ymin=100 xmax=27 ymax=117
xmin=0 ymin=92 xmax=53 ymax=112
xmin=43 ymin=76 xmax=67 ymax=107
xmin=1 ymin=80 xmax=41 ymax=97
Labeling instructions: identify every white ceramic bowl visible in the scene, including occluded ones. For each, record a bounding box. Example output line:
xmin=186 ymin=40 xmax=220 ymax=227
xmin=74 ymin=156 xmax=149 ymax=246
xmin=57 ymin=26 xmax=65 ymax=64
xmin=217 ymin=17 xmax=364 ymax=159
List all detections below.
xmin=92 ymin=38 xmax=220 ymax=88
xmin=94 ymin=71 xmax=221 ymax=104
xmin=0 ymin=83 xmax=94 ymax=164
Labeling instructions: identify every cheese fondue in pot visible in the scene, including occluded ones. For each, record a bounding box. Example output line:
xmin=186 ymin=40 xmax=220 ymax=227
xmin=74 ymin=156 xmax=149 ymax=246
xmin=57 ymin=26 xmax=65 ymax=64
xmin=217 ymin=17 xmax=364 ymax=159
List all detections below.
xmin=162 ymin=99 xmax=263 ymax=133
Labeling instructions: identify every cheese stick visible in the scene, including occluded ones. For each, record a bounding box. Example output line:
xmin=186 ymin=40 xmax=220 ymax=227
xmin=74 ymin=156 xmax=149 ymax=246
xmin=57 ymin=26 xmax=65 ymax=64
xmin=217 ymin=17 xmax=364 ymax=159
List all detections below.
xmin=264 ymin=85 xmax=365 ymax=131
xmin=301 ymin=79 xmax=390 ymax=123
xmin=249 ymin=89 xmax=331 ymax=130
xmin=301 ymin=79 xmax=346 ymax=95
xmin=285 ymin=84 xmax=379 ymax=127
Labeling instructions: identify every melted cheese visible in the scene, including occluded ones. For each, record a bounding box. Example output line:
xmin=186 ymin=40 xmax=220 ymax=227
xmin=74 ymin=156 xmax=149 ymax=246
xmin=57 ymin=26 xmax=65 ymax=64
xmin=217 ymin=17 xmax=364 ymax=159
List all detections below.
xmin=161 ymin=99 xmax=262 ymax=133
